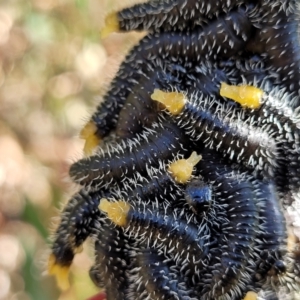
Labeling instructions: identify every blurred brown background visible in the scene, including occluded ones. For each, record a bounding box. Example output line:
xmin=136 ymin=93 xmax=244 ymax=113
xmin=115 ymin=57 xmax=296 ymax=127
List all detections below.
xmin=0 ymin=0 xmax=144 ymax=299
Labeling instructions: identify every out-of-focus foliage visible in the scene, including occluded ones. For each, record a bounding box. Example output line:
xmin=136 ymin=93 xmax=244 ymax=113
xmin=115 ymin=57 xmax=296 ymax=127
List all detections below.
xmin=0 ymin=0 xmax=143 ymax=299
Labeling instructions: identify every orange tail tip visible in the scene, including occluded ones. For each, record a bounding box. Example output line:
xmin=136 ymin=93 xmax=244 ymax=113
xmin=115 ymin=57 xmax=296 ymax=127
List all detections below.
xmin=220 ymin=82 xmax=263 ymax=109
xmin=151 ymin=89 xmax=186 ymax=115
xmin=48 ymin=254 xmax=71 ymax=291
xmin=100 ymin=12 xmax=119 ymax=39
xmin=168 ymin=152 xmax=202 ymax=184
xmin=99 ymin=199 xmax=131 ymax=227
xmin=243 ymin=291 xmax=258 ymax=300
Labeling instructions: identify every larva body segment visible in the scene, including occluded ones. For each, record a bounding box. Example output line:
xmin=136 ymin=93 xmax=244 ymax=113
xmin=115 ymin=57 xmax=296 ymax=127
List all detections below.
xmin=69 ymin=119 xmax=190 ymax=188
xmin=89 ymin=223 xmax=131 ymax=300
xmin=90 ymin=74 xmax=133 ymax=139
xmin=248 ymin=2 xmax=300 ymax=102
xmin=282 ymin=146 xmax=300 ymax=193
xmin=127 ymin=8 xmax=254 ymax=63
xmin=245 ymin=88 xmax=298 ymax=137
xmin=257 ymin=21 xmax=300 ymax=103
xmin=156 ymin=91 xmax=278 ymax=175
xmin=114 ymin=0 xmax=246 ymax=32
xmin=101 ymin=200 xmax=209 ymax=280
xmin=130 ymin=249 xmax=194 ymax=300
xmin=254 ymin=181 xmax=288 ymax=283
xmin=117 ymin=62 xmax=233 ymax=140
xmin=187 ymin=63 xmax=230 ymax=97
xmin=124 ymin=170 xmax=181 ymax=205
xmin=48 ymin=189 xmax=112 ymax=291
xmin=110 ymin=152 xmax=201 ymax=208
xmin=196 ymin=152 xmax=259 ymax=300
xmin=240 ymin=88 xmax=300 ymax=192
xmin=106 ymin=167 xmax=182 ymax=210
xmin=88 ymin=35 xmax=165 ymax=140
xmin=220 ymin=55 xmax=279 ymax=89
xmin=50 ymin=189 xmax=104 ymax=270
xmin=116 ymin=70 xmax=180 ymax=139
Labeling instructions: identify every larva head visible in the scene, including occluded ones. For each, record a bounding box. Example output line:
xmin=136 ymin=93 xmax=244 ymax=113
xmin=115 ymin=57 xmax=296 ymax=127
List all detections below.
xmin=274 ymin=260 xmax=286 ymax=274
xmin=151 ymin=89 xmax=186 ymax=115
xmin=220 ymin=82 xmax=263 ymax=109
xmin=99 ymin=198 xmax=131 ymax=227
xmin=80 ymin=121 xmax=101 ymax=156
xmin=243 ymin=291 xmax=257 ymax=300
xmin=168 ymin=152 xmax=202 ymax=184
xmin=185 ymin=179 xmax=212 ymax=213
xmin=48 ymin=253 xmax=71 ymax=291
xmin=100 ymin=12 xmax=119 ymax=39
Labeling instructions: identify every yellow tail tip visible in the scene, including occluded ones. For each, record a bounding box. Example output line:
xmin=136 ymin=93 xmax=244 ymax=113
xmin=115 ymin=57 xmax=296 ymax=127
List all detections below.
xmin=83 ymin=135 xmax=100 ymax=156
xmin=220 ymin=82 xmax=263 ymax=109
xmin=100 ymin=12 xmax=119 ymax=39
xmin=243 ymin=291 xmax=258 ymax=300
xmin=80 ymin=121 xmax=101 ymax=156
xmin=99 ymin=199 xmax=131 ymax=227
xmin=48 ymin=254 xmax=71 ymax=291
xmin=80 ymin=121 xmax=97 ymax=139
xmin=151 ymin=89 xmax=186 ymax=115
xmin=168 ymin=152 xmax=202 ymax=184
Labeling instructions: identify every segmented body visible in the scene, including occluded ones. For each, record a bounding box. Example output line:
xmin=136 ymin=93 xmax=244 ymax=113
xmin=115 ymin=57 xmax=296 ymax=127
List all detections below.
xmin=70 ymin=118 xmax=191 ymax=188
xmin=169 ymin=91 xmax=278 ymax=175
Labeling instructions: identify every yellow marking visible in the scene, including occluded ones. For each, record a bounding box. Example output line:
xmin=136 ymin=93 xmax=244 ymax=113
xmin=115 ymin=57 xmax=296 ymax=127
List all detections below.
xmin=99 ymin=199 xmax=131 ymax=227
xmin=100 ymin=12 xmax=119 ymax=39
xmin=48 ymin=254 xmax=71 ymax=291
xmin=151 ymin=89 xmax=186 ymax=115
xmin=168 ymin=152 xmax=202 ymax=184
xmin=220 ymin=82 xmax=263 ymax=109
xmin=80 ymin=121 xmax=101 ymax=156
xmin=243 ymin=291 xmax=258 ymax=300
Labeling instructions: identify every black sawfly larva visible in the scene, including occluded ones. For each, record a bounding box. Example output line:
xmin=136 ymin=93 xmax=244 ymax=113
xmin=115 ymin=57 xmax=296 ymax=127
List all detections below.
xmin=99 ymin=199 xmax=210 ymax=282
xmin=102 ymin=0 xmax=247 ymax=33
xmin=70 ymin=117 xmax=190 ymax=188
xmin=196 ymin=151 xmax=259 ymax=300
xmin=89 ymin=222 xmax=131 ymax=300
xmin=88 ymin=6 xmax=254 ymax=142
xmin=130 ymin=248 xmax=195 ymax=300
xmin=48 ymin=189 xmax=106 ymax=290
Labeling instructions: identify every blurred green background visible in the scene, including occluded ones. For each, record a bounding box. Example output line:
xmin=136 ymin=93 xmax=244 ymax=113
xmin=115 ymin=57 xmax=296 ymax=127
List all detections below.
xmin=0 ymin=0 xmax=144 ymax=299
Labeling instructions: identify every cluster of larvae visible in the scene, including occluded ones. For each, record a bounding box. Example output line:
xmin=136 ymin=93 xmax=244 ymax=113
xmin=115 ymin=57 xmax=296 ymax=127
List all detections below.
xmin=48 ymin=0 xmax=300 ymax=299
